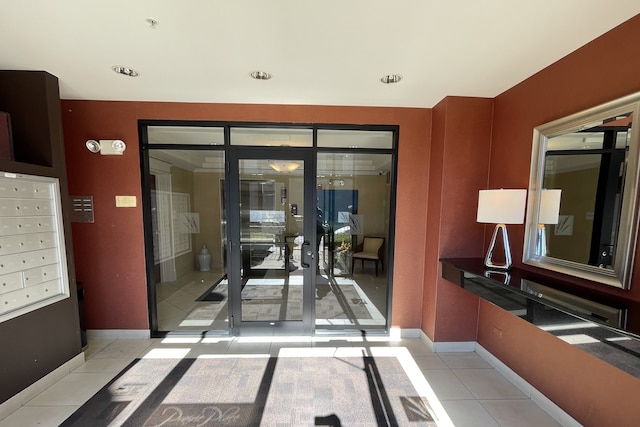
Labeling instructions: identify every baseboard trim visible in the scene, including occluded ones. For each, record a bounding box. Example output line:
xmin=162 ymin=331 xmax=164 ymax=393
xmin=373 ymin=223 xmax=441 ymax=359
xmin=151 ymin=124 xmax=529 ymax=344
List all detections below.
xmin=419 ymin=330 xmax=435 ymax=350
xmin=432 ymin=341 xmax=476 ymax=352
xmin=399 ymin=328 xmax=421 ymax=338
xmin=87 ymin=329 xmax=150 ymax=340
xmin=418 ymin=331 xmax=476 ymax=352
xmin=475 ymin=344 xmax=581 ymax=427
xmin=0 ymin=352 xmax=85 ymax=422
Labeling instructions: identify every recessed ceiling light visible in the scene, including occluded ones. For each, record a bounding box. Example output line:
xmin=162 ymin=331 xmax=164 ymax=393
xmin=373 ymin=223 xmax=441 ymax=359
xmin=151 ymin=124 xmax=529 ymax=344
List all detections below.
xmin=381 ymin=74 xmax=402 ymax=84
xmin=112 ymin=66 xmax=139 ymax=77
xmin=145 ymin=18 xmax=159 ymax=29
xmin=250 ymin=71 xmax=272 ymax=80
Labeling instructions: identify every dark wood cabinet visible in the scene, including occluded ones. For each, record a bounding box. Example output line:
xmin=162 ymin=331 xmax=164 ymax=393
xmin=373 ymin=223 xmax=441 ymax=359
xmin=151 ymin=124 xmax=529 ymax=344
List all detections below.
xmin=0 ymin=70 xmax=80 ymax=405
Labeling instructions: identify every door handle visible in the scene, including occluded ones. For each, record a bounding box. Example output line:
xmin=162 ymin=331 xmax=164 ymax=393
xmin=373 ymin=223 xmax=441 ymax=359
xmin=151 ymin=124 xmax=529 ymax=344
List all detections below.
xmin=301 ymin=241 xmax=314 ymax=268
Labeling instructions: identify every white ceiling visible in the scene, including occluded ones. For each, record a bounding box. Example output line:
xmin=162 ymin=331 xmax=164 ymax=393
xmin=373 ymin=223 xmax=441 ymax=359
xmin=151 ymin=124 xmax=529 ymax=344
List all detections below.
xmin=1 ymin=1 xmax=639 ymax=108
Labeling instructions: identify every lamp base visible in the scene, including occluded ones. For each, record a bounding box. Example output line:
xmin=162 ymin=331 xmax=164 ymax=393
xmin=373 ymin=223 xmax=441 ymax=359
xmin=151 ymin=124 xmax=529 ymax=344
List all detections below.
xmin=484 ymin=223 xmax=512 ymax=271
xmin=484 ymin=269 xmax=511 ymax=285
xmin=535 ymin=223 xmax=547 ymax=256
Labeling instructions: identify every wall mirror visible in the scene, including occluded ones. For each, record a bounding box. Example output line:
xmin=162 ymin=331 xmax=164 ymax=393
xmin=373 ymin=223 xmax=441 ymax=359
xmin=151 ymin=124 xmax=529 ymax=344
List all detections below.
xmin=523 ymin=92 xmax=640 ymax=289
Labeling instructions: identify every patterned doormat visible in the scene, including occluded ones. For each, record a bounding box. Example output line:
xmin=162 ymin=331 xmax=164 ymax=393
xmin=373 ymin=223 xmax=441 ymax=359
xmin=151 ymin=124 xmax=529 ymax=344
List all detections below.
xmin=61 ymin=355 xmax=437 ymax=426
xmin=193 ymin=282 xmax=376 ymax=322
xmin=241 ymin=283 xmax=373 ymax=321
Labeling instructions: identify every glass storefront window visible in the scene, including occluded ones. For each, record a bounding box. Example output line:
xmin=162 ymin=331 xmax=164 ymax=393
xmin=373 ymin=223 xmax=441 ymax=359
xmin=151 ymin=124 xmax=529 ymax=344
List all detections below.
xmin=317 ymin=129 xmax=393 ymax=149
xmin=142 ymin=123 xmax=396 ymax=336
xmin=231 ymin=127 xmax=313 ymax=147
xmin=147 ymin=149 xmax=228 ymax=333
xmin=147 ymin=126 xmax=225 ymax=145
xmin=315 ymin=152 xmax=392 ymax=330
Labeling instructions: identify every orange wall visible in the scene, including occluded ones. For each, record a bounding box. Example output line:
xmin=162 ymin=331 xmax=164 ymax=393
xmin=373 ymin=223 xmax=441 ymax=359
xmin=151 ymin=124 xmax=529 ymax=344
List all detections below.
xmin=476 ymin=13 xmax=640 ymax=424
xmin=61 ymin=102 xmax=431 ymax=329
xmin=424 ymin=96 xmax=493 ymax=342
xmin=491 ymin=13 xmax=640 ymax=302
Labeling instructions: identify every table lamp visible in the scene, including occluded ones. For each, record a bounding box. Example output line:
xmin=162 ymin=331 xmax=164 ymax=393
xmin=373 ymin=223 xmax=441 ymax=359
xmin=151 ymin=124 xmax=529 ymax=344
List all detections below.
xmin=536 ymin=189 xmax=562 ymax=256
xmin=477 ymin=189 xmax=527 ymax=270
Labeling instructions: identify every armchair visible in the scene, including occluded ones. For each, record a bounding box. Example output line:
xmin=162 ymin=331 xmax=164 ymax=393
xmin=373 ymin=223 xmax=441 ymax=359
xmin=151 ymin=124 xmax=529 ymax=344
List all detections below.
xmin=351 ymin=236 xmax=384 ymax=276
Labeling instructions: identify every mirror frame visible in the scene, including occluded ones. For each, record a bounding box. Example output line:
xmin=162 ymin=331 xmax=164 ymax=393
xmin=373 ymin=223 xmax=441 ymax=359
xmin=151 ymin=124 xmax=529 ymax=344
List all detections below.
xmin=523 ymin=91 xmax=640 ymax=289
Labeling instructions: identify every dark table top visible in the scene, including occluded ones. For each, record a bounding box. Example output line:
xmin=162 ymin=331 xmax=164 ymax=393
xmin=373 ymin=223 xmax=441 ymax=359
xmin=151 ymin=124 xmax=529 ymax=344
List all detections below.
xmin=440 ymin=258 xmax=640 ymax=378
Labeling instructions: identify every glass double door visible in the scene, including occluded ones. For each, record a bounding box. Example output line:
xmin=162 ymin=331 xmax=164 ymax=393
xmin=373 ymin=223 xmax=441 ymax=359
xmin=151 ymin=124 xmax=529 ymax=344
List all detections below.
xmin=227 ymin=150 xmax=315 ymax=335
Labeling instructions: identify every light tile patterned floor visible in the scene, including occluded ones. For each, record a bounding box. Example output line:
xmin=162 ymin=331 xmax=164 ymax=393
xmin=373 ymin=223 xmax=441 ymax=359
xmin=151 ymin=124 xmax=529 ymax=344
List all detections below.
xmin=0 ymin=338 xmax=569 ymax=426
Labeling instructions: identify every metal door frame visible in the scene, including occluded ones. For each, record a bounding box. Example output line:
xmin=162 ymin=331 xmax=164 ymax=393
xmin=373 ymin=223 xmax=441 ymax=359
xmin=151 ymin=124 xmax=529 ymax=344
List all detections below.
xmin=140 ymin=120 xmax=399 ymax=338
xmin=226 ymin=147 xmax=316 ymax=335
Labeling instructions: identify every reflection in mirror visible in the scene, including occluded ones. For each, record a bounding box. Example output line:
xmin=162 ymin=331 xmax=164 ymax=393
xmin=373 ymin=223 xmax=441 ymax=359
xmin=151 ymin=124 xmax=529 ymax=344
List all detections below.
xmin=520 ymin=280 xmax=627 ymax=329
xmin=524 ymin=92 xmax=640 ymax=289
xmin=535 ymin=189 xmax=561 ymax=257
xmin=544 ymin=118 xmax=629 ymax=267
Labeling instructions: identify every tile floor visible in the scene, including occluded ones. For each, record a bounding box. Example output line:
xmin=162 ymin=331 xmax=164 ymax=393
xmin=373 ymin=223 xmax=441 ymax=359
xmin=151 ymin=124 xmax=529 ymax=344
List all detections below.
xmin=156 ymin=266 xmax=390 ymax=332
xmin=0 ymin=337 xmax=569 ymax=426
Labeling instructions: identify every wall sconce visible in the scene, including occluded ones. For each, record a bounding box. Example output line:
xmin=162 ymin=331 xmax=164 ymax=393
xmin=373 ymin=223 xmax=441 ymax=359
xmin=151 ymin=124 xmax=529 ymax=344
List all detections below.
xmin=536 ymin=189 xmax=562 ymax=256
xmin=477 ymin=189 xmax=527 ymax=270
xmin=85 ymin=139 xmax=126 ymax=155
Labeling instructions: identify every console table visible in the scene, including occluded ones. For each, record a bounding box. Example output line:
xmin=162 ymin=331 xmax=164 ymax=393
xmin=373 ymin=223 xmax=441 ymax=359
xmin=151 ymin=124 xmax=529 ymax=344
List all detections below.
xmin=441 ymin=258 xmax=640 ymax=379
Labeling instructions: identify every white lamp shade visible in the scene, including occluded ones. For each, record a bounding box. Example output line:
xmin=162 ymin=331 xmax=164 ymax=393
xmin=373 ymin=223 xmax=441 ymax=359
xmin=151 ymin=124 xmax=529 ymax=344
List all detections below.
xmin=539 ymin=189 xmax=562 ymax=224
xmin=477 ymin=189 xmax=527 ymax=224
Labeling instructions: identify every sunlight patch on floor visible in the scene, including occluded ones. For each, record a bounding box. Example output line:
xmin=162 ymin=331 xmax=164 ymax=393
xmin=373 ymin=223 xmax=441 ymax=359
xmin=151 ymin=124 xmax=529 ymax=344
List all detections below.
xmin=539 ymin=321 xmax=598 ymax=332
xmin=557 ymin=334 xmax=600 ymax=345
xmin=142 ymin=348 xmax=191 ymax=359
xmin=161 ymin=337 xmax=202 ymax=344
